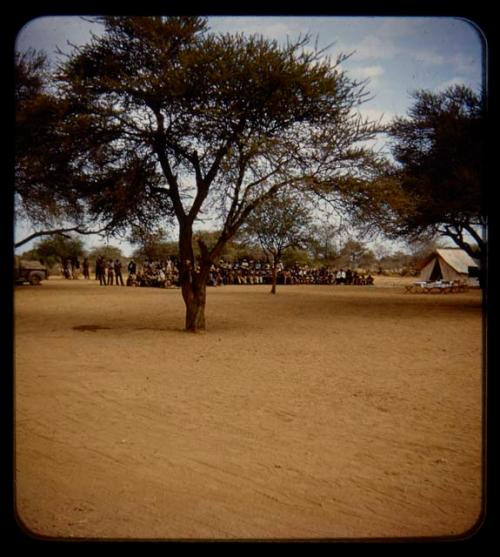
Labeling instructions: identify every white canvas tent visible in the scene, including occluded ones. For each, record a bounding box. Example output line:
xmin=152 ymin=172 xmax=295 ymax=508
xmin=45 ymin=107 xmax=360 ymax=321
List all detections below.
xmin=419 ymin=248 xmax=479 ymax=285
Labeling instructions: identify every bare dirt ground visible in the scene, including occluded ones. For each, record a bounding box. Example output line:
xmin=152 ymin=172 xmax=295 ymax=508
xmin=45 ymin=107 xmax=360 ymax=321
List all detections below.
xmin=14 ymin=276 xmax=484 ymax=541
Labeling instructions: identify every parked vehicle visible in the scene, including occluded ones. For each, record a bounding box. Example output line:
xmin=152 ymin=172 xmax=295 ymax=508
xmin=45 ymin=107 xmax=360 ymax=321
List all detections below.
xmin=14 ymin=257 xmax=49 ymax=286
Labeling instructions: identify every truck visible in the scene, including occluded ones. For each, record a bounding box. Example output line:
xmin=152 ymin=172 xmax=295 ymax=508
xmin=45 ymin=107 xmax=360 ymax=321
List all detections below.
xmin=14 ymin=257 xmax=49 ymax=286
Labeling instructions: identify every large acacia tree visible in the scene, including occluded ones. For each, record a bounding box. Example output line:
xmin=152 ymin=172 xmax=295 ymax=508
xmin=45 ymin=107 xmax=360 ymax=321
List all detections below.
xmin=53 ymin=16 xmax=382 ymax=331
xmin=380 ymin=85 xmax=486 ymax=262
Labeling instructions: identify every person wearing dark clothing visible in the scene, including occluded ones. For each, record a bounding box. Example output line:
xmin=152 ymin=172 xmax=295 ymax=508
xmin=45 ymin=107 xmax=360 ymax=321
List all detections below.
xmin=96 ymin=256 xmax=106 ymax=286
xmin=107 ymin=260 xmax=114 ymax=285
xmin=126 ymin=259 xmax=137 ymax=286
xmin=114 ymin=259 xmax=125 ymax=286
xmin=83 ymin=257 xmax=90 ymax=280
xmin=63 ymin=259 xmax=71 ymax=279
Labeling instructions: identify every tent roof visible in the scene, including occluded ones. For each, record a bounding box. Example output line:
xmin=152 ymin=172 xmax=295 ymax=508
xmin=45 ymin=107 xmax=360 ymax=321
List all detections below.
xmin=423 ymin=248 xmax=478 ymax=274
xmin=436 ymin=248 xmax=478 ymax=273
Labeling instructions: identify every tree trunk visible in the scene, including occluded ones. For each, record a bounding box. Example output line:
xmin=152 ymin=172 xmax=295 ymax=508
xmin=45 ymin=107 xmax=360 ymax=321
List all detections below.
xmin=178 ymin=223 xmax=211 ymax=332
xmin=177 ymin=223 xmax=206 ymax=332
xmin=182 ymin=275 xmax=207 ymax=332
xmin=179 ymin=255 xmax=210 ymax=332
xmin=270 ymin=264 xmax=277 ymax=294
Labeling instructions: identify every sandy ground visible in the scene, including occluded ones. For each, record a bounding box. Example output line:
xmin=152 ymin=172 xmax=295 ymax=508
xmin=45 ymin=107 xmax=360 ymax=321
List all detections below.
xmin=14 ymin=276 xmax=484 ymax=541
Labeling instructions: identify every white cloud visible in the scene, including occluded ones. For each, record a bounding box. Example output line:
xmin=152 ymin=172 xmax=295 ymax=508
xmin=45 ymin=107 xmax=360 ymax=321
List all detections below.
xmin=209 ymin=17 xmax=301 ymax=41
xmin=350 ymin=65 xmax=385 ymax=82
xmin=377 ymin=18 xmax=425 ymax=38
xmin=354 ymin=38 xmax=447 ymax=69
xmin=357 ymin=107 xmax=395 ymax=126
xmin=435 ymin=77 xmax=476 ymax=92
xmin=452 ymin=52 xmax=482 ymax=75
xmin=348 ymin=35 xmax=400 ymax=61
xmin=412 ymin=49 xmax=445 ymax=66
xmin=338 ymin=22 xmax=455 ymax=72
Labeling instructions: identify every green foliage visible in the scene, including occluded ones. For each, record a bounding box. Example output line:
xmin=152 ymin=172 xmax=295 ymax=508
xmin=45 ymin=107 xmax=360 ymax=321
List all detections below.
xmin=382 ymin=85 xmax=485 ymax=258
xmin=32 ymin=235 xmax=85 ymax=266
xmin=56 ymin=16 xmax=381 ymax=268
xmin=217 ymin=239 xmax=263 ymax=263
xmin=281 ymin=247 xmax=313 ymax=267
xmin=15 ymin=47 xmax=173 ymax=243
xmin=128 ymin=226 xmax=176 ymax=261
xmin=303 ymin=222 xmax=340 ymax=265
xmin=329 ymin=239 xmax=375 ymax=269
xmin=18 ymin=247 xmax=44 ymax=264
xmin=241 ymin=190 xmax=313 ymax=263
xmin=86 ymin=244 xmax=124 ymax=262
xmin=15 ymin=50 xmax=84 ymax=227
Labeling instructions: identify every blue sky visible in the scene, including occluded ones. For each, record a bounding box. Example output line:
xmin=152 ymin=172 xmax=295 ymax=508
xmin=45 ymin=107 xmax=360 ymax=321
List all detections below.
xmin=210 ymin=16 xmax=484 ymax=124
xmin=15 ymin=16 xmax=485 ymax=255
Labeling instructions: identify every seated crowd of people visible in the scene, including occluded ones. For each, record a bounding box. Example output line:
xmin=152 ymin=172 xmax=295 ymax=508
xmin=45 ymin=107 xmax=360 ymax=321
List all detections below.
xmin=207 ymin=260 xmax=374 ymax=287
xmin=122 ymin=258 xmax=374 ymax=288
xmin=65 ymin=255 xmax=375 ymax=288
xmin=127 ymin=259 xmax=178 ymax=288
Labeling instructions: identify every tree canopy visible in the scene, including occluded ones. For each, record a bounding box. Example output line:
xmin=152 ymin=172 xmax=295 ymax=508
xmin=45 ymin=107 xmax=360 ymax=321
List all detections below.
xmin=15 ymin=49 xmax=85 ymax=241
xmin=14 ymin=47 xmax=172 ymax=249
xmin=378 ymin=85 xmax=485 ymax=260
xmin=24 ymin=235 xmax=85 ymax=268
xmin=128 ymin=226 xmax=176 ymax=262
xmin=241 ymin=190 xmax=313 ymax=293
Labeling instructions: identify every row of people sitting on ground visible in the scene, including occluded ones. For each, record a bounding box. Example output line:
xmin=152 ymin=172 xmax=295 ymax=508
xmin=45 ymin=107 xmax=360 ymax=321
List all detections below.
xmin=126 ymin=259 xmax=179 ymax=288
xmin=64 ymin=255 xmax=375 ymax=288
xmin=123 ymin=258 xmax=374 ymax=288
xmin=208 ymin=265 xmax=374 ymax=286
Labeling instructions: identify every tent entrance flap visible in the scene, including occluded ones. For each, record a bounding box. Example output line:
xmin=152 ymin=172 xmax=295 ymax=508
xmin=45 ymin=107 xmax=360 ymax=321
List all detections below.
xmin=429 ymin=259 xmax=442 ymax=281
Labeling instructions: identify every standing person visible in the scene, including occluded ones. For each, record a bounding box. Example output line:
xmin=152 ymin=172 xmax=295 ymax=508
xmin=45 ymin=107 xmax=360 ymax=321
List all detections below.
xmin=83 ymin=257 xmax=90 ymax=280
xmin=165 ymin=258 xmax=173 ymax=287
xmin=107 ymin=259 xmax=115 ymax=285
xmin=72 ymin=257 xmax=80 ymax=280
xmin=62 ymin=259 xmax=71 ymax=279
xmin=96 ymin=256 xmax=106 ymax=286
xmin=114 ymin=258 xmax=124 ymax=286
xmin=128 ymin=259 xmax=137 ymax=276
xmin=127 ymin=259 xmax=137 ymax=286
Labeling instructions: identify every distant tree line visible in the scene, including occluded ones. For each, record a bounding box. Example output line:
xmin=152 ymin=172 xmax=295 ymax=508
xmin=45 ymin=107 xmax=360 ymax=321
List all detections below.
xmin=19 ymin=228 xmax=444 ymax=281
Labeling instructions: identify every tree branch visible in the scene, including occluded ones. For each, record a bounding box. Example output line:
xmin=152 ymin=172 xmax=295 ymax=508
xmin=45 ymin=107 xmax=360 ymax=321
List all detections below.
xmin=15 ymin=225 xmax=109 ymax=249
xmin=463 ymin=222 xmax=485 ymax=249
xmin=150 ymin=109 xmax=186 ymax=222
xmin=188 ymin=121 xmax=248 ymax=223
